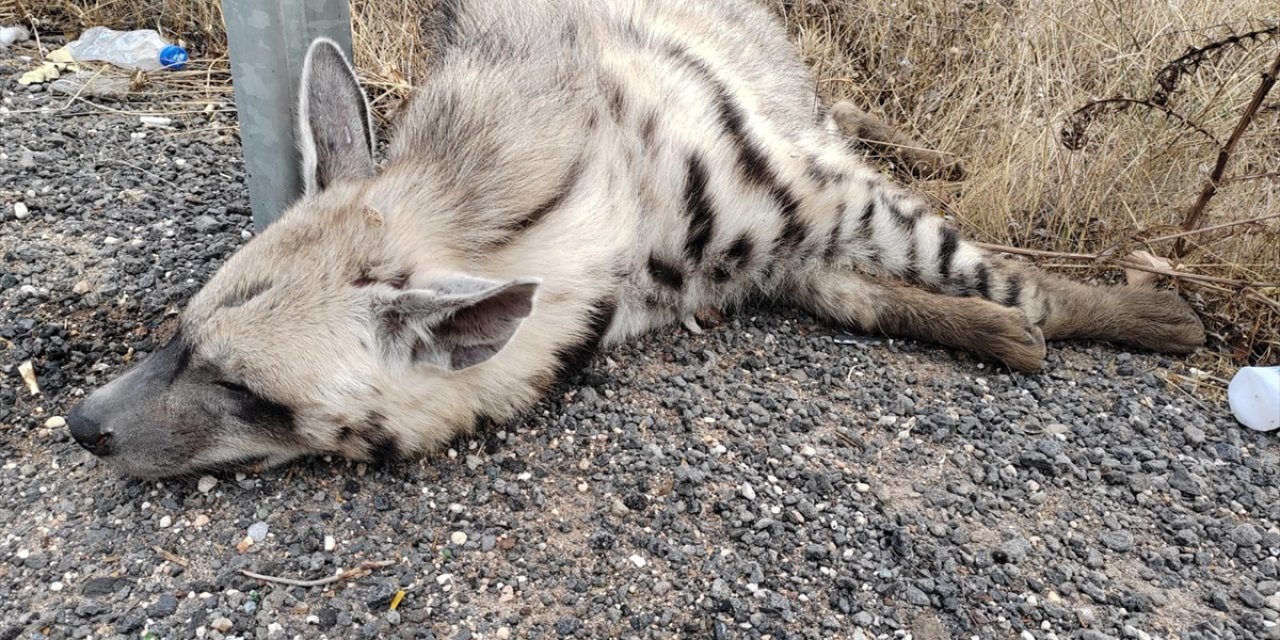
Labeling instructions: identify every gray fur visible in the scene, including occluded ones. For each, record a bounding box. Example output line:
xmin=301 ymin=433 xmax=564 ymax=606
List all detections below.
xmin=67 ymin=0 xmax=1203 ymax=478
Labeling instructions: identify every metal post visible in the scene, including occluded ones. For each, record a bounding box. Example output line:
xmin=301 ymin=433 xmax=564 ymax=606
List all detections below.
xmin=222 ymin=0 xmax=354 ymax=230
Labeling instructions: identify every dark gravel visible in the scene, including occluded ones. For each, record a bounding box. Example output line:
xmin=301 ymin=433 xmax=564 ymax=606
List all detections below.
xmin=3 ymin=44 xmax=1279 ymax=640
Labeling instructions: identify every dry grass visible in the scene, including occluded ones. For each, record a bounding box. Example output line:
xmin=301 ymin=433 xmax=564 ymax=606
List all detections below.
xmin=5 ymin=0 xmax=1279 ymax=377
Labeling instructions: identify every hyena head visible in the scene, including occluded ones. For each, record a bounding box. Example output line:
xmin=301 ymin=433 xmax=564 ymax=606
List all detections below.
xmin=66 ymin=39 xmax=540 ymax=478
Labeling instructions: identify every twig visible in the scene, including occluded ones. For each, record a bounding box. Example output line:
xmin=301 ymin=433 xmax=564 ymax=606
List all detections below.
xmin=240 ymin=560 xmax=396 ymax=588
xmin=974 ymin=241 xmax=1280 ymax=288
xmin=1141 ymin=212 xmax=1280 ymax=245
xmin=153 ymin=546 xmax=190 ymax=568
xmin=1175 ymin=48 xmax=1280 ymax=258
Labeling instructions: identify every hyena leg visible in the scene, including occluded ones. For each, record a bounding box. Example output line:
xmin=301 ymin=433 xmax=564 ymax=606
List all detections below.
xmin=828 ymin=101 xmax=965 ymax=181
xmin=790 ymin=269 xmax=1047 ymax=371
xmin=821 ymin=181 xmax=1205 ymax=363
xmin=998 ymin=259 xmax=1206 ymax=354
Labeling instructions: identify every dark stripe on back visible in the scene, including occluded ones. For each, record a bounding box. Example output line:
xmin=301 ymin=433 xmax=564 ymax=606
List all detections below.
xmin=647 ymin=255 xmax=685 ymax=290
xmin=435 ymin=0 xmax=463 ymax=49
xmin=1003 ymin=273 xmax=1023 ymax=308
xmin=504 ymin=160 xmax=583 ymax=234
xmin=683 ymin=156 xmax=717 ymax=263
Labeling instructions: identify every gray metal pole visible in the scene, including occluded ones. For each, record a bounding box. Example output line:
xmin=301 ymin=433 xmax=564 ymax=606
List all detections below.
xmin=222 ymin=0 xmax=354 ymax=230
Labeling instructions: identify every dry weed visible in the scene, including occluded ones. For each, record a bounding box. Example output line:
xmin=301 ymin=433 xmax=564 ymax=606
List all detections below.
xmin=4 ymin=0 xmax=1278 ymax=377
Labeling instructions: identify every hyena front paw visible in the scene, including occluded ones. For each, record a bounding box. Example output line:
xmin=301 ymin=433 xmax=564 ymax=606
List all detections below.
xmin=1118 ymin=288 xmax=1205 ymax=354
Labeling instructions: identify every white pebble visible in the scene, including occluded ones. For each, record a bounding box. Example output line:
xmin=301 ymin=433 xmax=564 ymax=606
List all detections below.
xmin=740 ymin=482 xmax=757 ymax=500
xmin=247 ymin=521 xmax=269 ymax=543
xmin=197 ymin=476 xmax=217 ymax=493
xmin=450 ymin=531 xmax=468 ymax=545
xmin=305 ymin=615 xmax=320 ymax=625
xmin=50 ymin=581 xmax=63 ymax=592
xmin=436 ymin=573 xmax=453 ymax=585
xmin=629 ymin=554 xmax=647 ymax=568
xmin=43 ymin=416 xmax=66 ymax=429
xmin=854 ymin=482 xmax=871 ymax=493
xmin=13 ymin=202 xmax=28 ymax=219
xmin=159 ymin=515 xmax=172 ymax=528
xmin=267 ymin=622 xmax=283 ymax=635
xmin=324 ymin=535 xmax=336 ymax=551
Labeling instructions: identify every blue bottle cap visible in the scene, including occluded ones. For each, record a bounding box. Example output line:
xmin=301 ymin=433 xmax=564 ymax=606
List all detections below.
xmin=159 ymin=45 xmax=188 ymax=70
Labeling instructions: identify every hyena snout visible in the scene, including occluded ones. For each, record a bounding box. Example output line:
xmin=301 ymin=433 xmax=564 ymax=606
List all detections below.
xmin=67 ymin=402 xmax=113 ymax=457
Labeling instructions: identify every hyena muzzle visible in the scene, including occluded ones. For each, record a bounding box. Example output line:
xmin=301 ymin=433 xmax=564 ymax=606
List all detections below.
xmin=66 ymin=0 xmax=1204 ymax=478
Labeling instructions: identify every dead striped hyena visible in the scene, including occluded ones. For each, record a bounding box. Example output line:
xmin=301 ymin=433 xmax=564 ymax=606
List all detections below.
xmin=67 ymin=0 xmax=1203 ymax=478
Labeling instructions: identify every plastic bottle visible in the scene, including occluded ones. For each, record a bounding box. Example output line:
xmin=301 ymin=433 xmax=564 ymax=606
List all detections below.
xmin=1228 ymin=366 xmax=1280 ymax=432
xmin=65 ymin=27 xmax=188 ymax=71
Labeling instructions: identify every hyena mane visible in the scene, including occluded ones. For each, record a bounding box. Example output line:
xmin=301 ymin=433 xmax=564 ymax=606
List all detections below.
xmin=66 ymin=0 xmax=1203 ymax=478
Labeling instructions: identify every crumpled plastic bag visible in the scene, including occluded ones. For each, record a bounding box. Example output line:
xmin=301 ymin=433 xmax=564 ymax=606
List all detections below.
xmin=18 ymin=46 xmax=79 ymax=85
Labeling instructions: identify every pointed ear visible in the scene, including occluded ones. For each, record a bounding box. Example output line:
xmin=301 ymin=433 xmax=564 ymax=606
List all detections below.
xmin=297 ymin=37 xmax=376 ymax=196
xmin=374 ymin=276 xmax=541 ymax=371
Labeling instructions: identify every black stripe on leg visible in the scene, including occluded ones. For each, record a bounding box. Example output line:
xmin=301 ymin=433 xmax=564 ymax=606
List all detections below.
xmin=683 ymin=156 xmax=717 ymax=264
xmin=856 ymin=199 xmax=875 ymax=241
xmin=937 ymin=226 xmax=960 ymax=281
xmin=973 ymin=264 xmax=992 ymax=300
xmin=648 ymin=255 xmax=685 ymax=290
xmin=1003 ymin=273 xmax=1023 ymax=308
xmin=714 ymin=233 xmax=755 ymax=281
xmin=550 ymin=298 xmax=618 ymax=384
xmin=823 ymin=204 xmax=847 ymax=262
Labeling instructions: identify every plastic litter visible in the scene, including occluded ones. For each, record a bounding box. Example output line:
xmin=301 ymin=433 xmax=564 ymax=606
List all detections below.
xmin=65 ymin=27 xmax=188 ymax=71
xmin=17 ymin=46 xmax=77 ymax=85
xmin=0 ymin=25 xmax=30 ymax=48
xmin=1228 ymin=366 xmax=1280 ymax=432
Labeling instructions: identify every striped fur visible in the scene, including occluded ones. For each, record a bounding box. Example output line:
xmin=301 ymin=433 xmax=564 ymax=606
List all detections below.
xmin=67 ymin=0 xmax=1204 ymax=478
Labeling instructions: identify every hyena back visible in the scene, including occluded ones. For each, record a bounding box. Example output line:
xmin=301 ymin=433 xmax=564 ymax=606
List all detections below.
xmin=66 ymin=0 xmax=1203 ymax=478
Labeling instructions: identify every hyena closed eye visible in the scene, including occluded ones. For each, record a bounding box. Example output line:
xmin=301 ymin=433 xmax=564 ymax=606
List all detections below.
xmin=67 ymin=0 xmax=1204 ymax=478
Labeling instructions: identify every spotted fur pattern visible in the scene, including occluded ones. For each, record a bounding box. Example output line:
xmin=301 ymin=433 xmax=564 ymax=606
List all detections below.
xmin=67 ymin=0 xmax=1204 ymax=478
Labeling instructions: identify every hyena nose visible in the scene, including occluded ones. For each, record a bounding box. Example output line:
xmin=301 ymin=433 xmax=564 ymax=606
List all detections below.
xmin=67 ymin=403 xmax=113 ymax=457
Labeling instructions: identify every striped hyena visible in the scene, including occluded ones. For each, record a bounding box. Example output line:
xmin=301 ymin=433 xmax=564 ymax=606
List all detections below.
xmin=67 ymin=0 xmax=1204 ymax=478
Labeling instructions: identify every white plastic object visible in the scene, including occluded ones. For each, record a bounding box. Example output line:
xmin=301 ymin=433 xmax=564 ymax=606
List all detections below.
xmin=0 ymin=25 xmax=31 ymax=47
xmin=1228 ymin=366 xmax=1280 ymax=432
xmin=65 ymin=27 xmax=188 ymax=71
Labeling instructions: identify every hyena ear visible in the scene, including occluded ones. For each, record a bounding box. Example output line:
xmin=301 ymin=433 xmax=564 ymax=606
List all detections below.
xmin=297 ymin=37 xmax=376 ymax=197
xmin=374 ymin=276 xmax=541 ymax=371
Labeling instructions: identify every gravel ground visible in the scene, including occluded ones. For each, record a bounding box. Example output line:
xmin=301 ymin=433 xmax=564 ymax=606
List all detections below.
xmin=3 ymin=45 xmax=1279 ymax=640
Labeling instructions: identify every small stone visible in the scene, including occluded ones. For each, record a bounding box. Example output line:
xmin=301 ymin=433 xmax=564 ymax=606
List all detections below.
xmin=197 ymin=476 xmax=217 ymax=493
xmin=248 ymin=522 xmax=269 ymax=543
xmin=481 ymin=535 xmax=497 ymax=551
xmin=450 ymin=531 xmax=468 ymax=546
xmin=43 ymin=416 xmax=67 ymax=429
xmin=324 ymin=535 xmax=336 ymax=551
xmin=211 ymin=617 xmax=233 ymax=633
xmin=436 ymin=573 xmax=453 ymax=586
xmin=159 ymin=515 xmax=172 ymax=528
xmin=1077 ymin=607 xmax=1097 ymax=627
xmin=193 ymin=514 xmax=210 ymax=527
xmin=854 ymin=482 xmax=871 ymax=493
xmin=236 ymin=535 xmax=254 ymax=553
xmin=629 ymin=554 xmax=647 ymax=568
xmin=72 ymin=280 xmax=92 ymax=295
xmin=1101 ymin=530 xmax=1135 ymax=552
xmin=1231 ymin=524 xmax=1264 ymax=547
xmin=498 ymin=585 xmax=515 ymax=603
xmin=740 ymin=483 xmax=757 ymax=500
xmin=496 ymin=628 xmax=512 ymax=640
xmin=611 ymin=499 xmax=629 ymax=515
xmin=13 ymin=202 xmax=29 ymax=219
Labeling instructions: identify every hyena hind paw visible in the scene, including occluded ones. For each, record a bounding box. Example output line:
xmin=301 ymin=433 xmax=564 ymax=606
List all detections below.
xmin=1119 ymin=288 xmax=1206 ymax=354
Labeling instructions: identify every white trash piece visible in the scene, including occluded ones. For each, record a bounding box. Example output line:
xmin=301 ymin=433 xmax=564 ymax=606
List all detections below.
xmin=1228 ymin=366 xmax=1280 ymax=432
xmin=0 ymin=25 xmax=31 ymax=48
xmin=65 ymin=27 xmax=188 ymax=71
